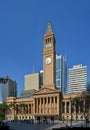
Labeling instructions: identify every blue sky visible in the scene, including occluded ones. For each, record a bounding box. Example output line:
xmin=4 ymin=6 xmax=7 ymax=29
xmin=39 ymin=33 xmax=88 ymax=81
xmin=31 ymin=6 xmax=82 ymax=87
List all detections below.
xmin=0 ymin=0 xmax=90 ymax=101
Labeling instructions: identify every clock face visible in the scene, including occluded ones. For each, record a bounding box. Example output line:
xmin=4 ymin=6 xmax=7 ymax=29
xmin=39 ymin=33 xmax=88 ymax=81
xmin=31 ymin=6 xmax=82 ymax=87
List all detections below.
xmin=46 ymin=57 xmax=51 ymax=64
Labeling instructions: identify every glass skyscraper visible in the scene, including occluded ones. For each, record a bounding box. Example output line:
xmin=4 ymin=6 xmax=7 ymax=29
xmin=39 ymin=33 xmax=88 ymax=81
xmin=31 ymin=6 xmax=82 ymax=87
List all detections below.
xmin=56 ymin=54 xmax=67 ymax=94
xmin=1 ymin=76 xmax=17 ymax=102
xmin=40 ymin=54 xmax=67 ymax=94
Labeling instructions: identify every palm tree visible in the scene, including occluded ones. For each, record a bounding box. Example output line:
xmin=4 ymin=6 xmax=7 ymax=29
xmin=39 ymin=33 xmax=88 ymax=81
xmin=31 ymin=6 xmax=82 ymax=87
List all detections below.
xmin=71 ymin=96 xmax=80 ymax=122
xmin=69 ymin=95 xmax=81 ymax=128
xmin=8 ymin=102 xmax=16 ymax=120
xmin=18 ymin=102 xmax=25 ymax=114
xmin=9 ymin=103 xmax=16 ymax=111
xmin=70 ymin=96 xmax=73 ymax=127
xmin=83 ymin=92 xmax=90 ymax=127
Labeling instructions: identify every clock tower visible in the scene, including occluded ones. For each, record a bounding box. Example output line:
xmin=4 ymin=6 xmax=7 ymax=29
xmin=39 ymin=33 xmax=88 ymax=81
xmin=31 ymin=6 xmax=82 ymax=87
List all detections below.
xmin=43 ymin=21 xmax=56 ymax=89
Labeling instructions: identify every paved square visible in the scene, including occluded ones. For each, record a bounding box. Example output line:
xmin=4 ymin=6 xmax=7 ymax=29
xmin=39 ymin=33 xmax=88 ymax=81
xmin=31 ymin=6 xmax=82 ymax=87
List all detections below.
xmin=7 ymin=120 xmax=90 ymax=130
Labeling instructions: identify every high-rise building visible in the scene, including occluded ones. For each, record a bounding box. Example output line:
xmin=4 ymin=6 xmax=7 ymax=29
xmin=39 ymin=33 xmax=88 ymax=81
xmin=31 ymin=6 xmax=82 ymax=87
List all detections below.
xmin=68 ymin=64 xmax=87 ymax=94
xmin=24 ymin=73 xmax=40 ymax=91
xmin=1 ymin=76 xmax=17 ymax=102
xmin=56 ymin=54 xmax=67 ymax=94
xmin=20 ymin=72 xmax=43 ymax=98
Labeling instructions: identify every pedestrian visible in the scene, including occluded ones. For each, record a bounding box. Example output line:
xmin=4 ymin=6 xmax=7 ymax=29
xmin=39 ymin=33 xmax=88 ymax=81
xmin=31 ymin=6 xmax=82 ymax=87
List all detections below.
xmin=66 ymin=123 xmax=68 ymax=127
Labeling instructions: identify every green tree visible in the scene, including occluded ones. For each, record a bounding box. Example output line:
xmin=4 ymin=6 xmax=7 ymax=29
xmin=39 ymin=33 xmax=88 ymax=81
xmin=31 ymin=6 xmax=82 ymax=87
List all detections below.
xmin=18 ymin=102 xmax=25 ymax=114
xmin=8 ymin=102 xmax=16 ymax=120
xmin=14 ymin=114 xmax=18 ymax=120
xmin=0 ymin=103 xmax=7 ymax=121
xmin=71 ymin=96 xmax=80 ymax=122
xmin=83 ymin=93 xmax=90 ymax=127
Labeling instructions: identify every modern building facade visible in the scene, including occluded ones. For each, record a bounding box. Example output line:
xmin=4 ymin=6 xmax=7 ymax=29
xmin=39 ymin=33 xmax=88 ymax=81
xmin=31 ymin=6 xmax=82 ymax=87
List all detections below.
xmin=21 ymin=73 xmax=42 ymax=98
xmin=21 ymin=71 xmax=43 ymax=98
xmin=1 ymin=76 xmax=17 ymax=103
xmin=24 ymin=73 xmax=41 ymax=91
xmin=68 ymin=64 xmax=87 ymax=94
xmin=56 ymin=54 xmax=67 ymax=94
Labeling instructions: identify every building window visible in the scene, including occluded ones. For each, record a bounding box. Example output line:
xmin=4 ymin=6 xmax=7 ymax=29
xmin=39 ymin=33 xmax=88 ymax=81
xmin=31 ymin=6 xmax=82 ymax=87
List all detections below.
xmin=50 ymin=38 xmax=51 ymax=43
xmin=56 ymin=71 xmax=60 ymax=79
xmin=56 ymin=80 xmax=60 ymax=87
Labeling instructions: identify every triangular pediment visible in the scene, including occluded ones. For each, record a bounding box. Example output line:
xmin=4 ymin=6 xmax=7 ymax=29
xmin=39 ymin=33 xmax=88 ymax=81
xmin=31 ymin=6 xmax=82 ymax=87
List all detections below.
xmin=33 ymin=87 xmax=60 ymax=96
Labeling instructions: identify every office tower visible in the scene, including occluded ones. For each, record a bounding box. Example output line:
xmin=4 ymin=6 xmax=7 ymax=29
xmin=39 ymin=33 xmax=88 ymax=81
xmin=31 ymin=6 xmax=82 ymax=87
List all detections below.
xmin=68 ymin=64 xmax=87 ymax=94
xmin=56 ymin=54 xmax=67 ymax=94
xmin=21 ymin=72 xmax=43 ymax=98
xmin=1 ymin=76 xmax=17 ymax=103
xmin=24 ymin=73 xmax=41 ymax=91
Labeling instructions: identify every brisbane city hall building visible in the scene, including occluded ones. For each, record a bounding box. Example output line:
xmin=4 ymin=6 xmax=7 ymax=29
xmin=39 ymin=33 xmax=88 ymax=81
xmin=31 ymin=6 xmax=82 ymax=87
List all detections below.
xmin=6 ymin=21 xmax=90 ymax=122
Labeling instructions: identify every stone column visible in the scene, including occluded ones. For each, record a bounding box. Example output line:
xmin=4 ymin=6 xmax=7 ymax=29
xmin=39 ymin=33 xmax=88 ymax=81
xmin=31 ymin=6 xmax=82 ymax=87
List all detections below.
xmin=53 ymin=96 xmax=55 ymax=114
xmin=40 ymin=98 xmax=41 ymax=114
xmin=50 ymin=97 xmax=52 ymax=114
xmin=46 ymin=97 xmax=48 ymax=114
xmin=65 ymin=101 xmax=66 ymax=114
xmin=57 ymin=96 xmax=59 ymax=115
xmin=33 ymin=98 xmax=35 ymax=114
xmin=37 ymin=98 xmax=38 ymax=114
xmin=31 ymin=103 xmax=32 ymax=114
xmin=43 ymin=97 xmax=45 ymax=114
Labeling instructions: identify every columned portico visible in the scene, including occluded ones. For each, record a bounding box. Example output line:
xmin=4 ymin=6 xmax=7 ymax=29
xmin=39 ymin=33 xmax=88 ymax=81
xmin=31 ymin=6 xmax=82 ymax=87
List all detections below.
xmin=33 ymin=89 xmax=62 ymax=120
